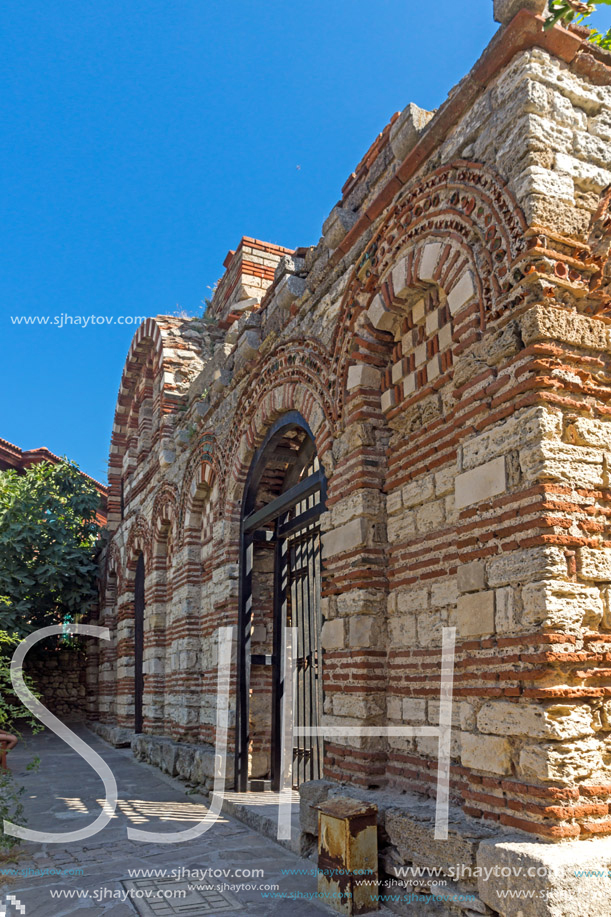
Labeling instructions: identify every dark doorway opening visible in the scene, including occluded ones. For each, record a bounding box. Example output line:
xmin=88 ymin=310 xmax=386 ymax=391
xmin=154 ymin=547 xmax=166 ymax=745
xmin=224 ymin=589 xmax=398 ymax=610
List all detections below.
xmin=134 ymin=552 xmax=145 ymax=734
xmin=236 ymin=412 xmax=326 ymax=792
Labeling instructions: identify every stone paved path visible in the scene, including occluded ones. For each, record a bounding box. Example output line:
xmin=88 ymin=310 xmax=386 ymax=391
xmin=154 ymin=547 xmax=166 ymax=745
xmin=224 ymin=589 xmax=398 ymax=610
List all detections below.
xmin=0 ymin=726 xmax=337 ymax=916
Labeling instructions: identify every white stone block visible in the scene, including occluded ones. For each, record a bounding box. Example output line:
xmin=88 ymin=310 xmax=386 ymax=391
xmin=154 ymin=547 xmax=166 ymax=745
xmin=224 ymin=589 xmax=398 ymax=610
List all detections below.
xmin=368 ymin=294 xmax=395 ymax=331
xmin=403 ymin=698 xmax=427 ymax=723
xmin=438 ymin=323 xmax=452 ymax=350
xmin=414 ymin=343 xmax=427 ymax=367
xmin=418 ymin=242 xmax=443 ymax=282
xmin=478 ymin=701 xmax=593 ymax=740
xmin=427 ymin=354 xmax=441 ymax=381
xmin=447 ymin=270 xmax=476 ymax=316
xmin=391 ymin=257 xmax=409 ymax=298
xmin=454 ymin=456 xmax=506 ymax=509
xmin=391 ymin=360 xmax=404 ymax=384
xmin=412 ymin=298 xmax=426 ymax=323
xmin=425 ymin=310 xmax=439 ymax=335
xmin=457 ymin=591 xmax=495 ymax=637
xmin=321 ymin=619 xmax=345 ymax=650
xmin=403 ymin=374 xmax=415 ymax=398
xmin=347 ymin=363 xmax=381 ymax=390
xmin=579 ymin=547 xmax=611 ymax=582
xmin=322 ymin=518 xmax=368 ymax=558
xmin=461 ymin=732 xmax=512 ymax=775
xmin=457 ymin=560 xmax=486 ymax=594
xmin=478 ymin=835 xmax=611 ymax=917
xmin=381 ymin=388 xmax=396 ymax=413
xmin=389 ymin=102 xmax=434 ymax=161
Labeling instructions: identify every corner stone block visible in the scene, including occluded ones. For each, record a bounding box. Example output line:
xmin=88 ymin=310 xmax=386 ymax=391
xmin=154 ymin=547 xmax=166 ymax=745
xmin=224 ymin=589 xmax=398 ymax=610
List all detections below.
xmin=389 ymin=102 xmax=434 ymax=161
xmin=477 ymin=836 xmax=611 ymax=917
xmin=447 ymin=270 xmax=476 ymax=316
xmin=276 ymin=273 xmax=306 ymax=310
xmin=368 ymin=293 xmax=395 ymax=332
xmin=322 ymin=518 xmax=368 ymax=559
xmin=493 ymin=0 xmax=547 ymax=25
xmin=347 ymin=363 xmax=381 ymax=391
xmin=461 ymin=732 xmax=512 ymax=776
xmin=578 ymin=547 xmax=611 ymax=582
xmin=455 ymin=456 xmax=506 ymax=510
xmin=477 ymin=701 xmax=594 ymax=740
xmin=322 ymin=206 xmax=359 ymax=250
xmin=457 ymin=591 xmax=495 ymax=637
xmin=417 ymin=242 xmax=443 ymax=282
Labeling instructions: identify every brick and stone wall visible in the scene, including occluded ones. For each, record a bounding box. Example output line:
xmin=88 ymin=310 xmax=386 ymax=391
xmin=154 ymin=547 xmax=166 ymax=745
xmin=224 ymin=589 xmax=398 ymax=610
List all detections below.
xmin=90 ymin=3 xmax=611 ymax=913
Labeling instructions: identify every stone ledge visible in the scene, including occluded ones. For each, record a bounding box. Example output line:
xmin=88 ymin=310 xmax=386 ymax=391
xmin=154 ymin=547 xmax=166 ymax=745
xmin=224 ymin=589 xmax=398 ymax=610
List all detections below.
xmin=478 ymin=834 xmax=611 ymax=916
xmin=131 ymin=733 xmax=219 ymax=792
xmin=88 ymin=721 xmax=134 ymax=748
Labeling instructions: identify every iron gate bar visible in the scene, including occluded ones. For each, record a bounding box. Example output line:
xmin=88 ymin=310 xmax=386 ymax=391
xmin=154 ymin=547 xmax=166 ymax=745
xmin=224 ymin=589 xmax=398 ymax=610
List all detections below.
xmin=277 ymin=502 xmax=323 ymax=539
xmin=242 ymin=469 xmax=325 ymax=534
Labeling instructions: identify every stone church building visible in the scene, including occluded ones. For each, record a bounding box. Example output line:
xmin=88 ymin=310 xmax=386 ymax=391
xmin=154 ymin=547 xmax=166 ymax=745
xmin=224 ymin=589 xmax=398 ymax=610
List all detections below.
xmin=89 ymin=1 xmax=611 ymax=912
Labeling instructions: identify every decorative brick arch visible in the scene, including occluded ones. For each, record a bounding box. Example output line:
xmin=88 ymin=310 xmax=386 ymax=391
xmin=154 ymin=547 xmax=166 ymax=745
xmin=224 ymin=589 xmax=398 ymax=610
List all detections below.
xmin=222 ymin=341 xmax=336 ymax=510
xmin=107 ymin=316 xmax=205 ymax=533
xmin=124 ymin=514 xmax=152 ymax=593
xmin=151 ymin=482 xmax=178 ymax=577
xmin=333 ymin=160 xmax=528 ymax=424
xmin=177 ymin=432 xmax=221 ymax=548
xmin=102 ymin=540 xmax=122 ymax=604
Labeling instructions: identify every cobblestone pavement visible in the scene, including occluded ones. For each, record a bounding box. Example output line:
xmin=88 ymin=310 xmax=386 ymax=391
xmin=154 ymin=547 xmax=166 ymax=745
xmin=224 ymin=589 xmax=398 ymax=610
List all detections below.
xmin=0 ymin=727 xmax=337 ymax=916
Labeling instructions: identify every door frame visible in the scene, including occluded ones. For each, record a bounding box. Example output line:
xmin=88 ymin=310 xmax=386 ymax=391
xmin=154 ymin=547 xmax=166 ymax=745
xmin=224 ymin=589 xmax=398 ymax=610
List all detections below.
xmin=235 ymin=412 xmax=326 ymax=792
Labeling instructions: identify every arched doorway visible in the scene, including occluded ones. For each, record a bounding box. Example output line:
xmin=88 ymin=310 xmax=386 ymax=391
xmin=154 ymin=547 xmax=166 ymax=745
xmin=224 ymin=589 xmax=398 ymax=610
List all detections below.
xmin=236 ymin=412 xmax=326 ymax=792
xmin=134 ymin=553 xmax=145 ymax=734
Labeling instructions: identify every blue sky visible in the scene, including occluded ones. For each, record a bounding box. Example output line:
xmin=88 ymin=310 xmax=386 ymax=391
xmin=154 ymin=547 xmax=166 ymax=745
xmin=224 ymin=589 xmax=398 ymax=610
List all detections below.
xmin=2 ymin=1 xmax=611 ymax=485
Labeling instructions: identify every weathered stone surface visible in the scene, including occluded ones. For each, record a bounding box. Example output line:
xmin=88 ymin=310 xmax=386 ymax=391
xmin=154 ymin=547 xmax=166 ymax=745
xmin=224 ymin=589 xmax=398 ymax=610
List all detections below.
xmin=478 ymin=835 xmax=611 ymax=916
xmin=455 ymin=457 xmax=506 ymax=509
xmin=457 ymin=560 xmax=486 ymax=594
xmin=321 ymin=518 xmax=368 ymax=558
xmin=299 ymin=779 xmax=335 ymax=836
xmin=322 ymin=206 xmax=359 ymax=250
xmin=321 ymin=618 xmax=345 ymax=649
xmin=461 ymin=732 xmax=512 ymax=775
xmin=456 ymin=591 xmax=495 ymax=637
xmin=389 ymin=102 xmax=434 ymax=161
xmin=522 ymin=579 xmax=604 ymax=630
xmin=477 ymin=701 xmax=594 ymax=739
xmin=579 ymin=547 xmax=611 ymax=582
xmin=519 ymin=736 xmax=606 ymax=782
xmin=493 ymin=0 xmax=547 ymax=25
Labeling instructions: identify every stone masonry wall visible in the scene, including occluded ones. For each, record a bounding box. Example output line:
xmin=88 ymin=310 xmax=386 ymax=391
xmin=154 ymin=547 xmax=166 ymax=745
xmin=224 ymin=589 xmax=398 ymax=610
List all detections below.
xmin=26 ymin=647 xmax=88 ymax=723
xmin=90 ymin=5 xmax=611 ymax=914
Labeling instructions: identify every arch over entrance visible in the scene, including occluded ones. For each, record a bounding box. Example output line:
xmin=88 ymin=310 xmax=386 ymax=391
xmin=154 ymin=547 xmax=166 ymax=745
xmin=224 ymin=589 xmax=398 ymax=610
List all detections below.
xmin=235 ymin=412 xmax=326 ymax=792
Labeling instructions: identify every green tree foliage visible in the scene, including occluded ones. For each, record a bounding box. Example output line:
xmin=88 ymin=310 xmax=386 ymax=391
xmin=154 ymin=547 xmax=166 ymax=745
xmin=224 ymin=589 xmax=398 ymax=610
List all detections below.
xmin=0 ymin=461 xmax=102 ymax=638
xmin=546 ymin=0 xmax=611 ymax=50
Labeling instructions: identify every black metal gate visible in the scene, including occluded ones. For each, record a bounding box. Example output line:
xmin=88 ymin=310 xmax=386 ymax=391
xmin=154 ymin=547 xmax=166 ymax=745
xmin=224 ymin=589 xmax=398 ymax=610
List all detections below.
xmin=236 ymin=413 xmax=325 ymax=792
xmin=284 ymin=521 xmax=323 ymax=787
xmin=134 ymin=553 xmax=145 ymax=734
